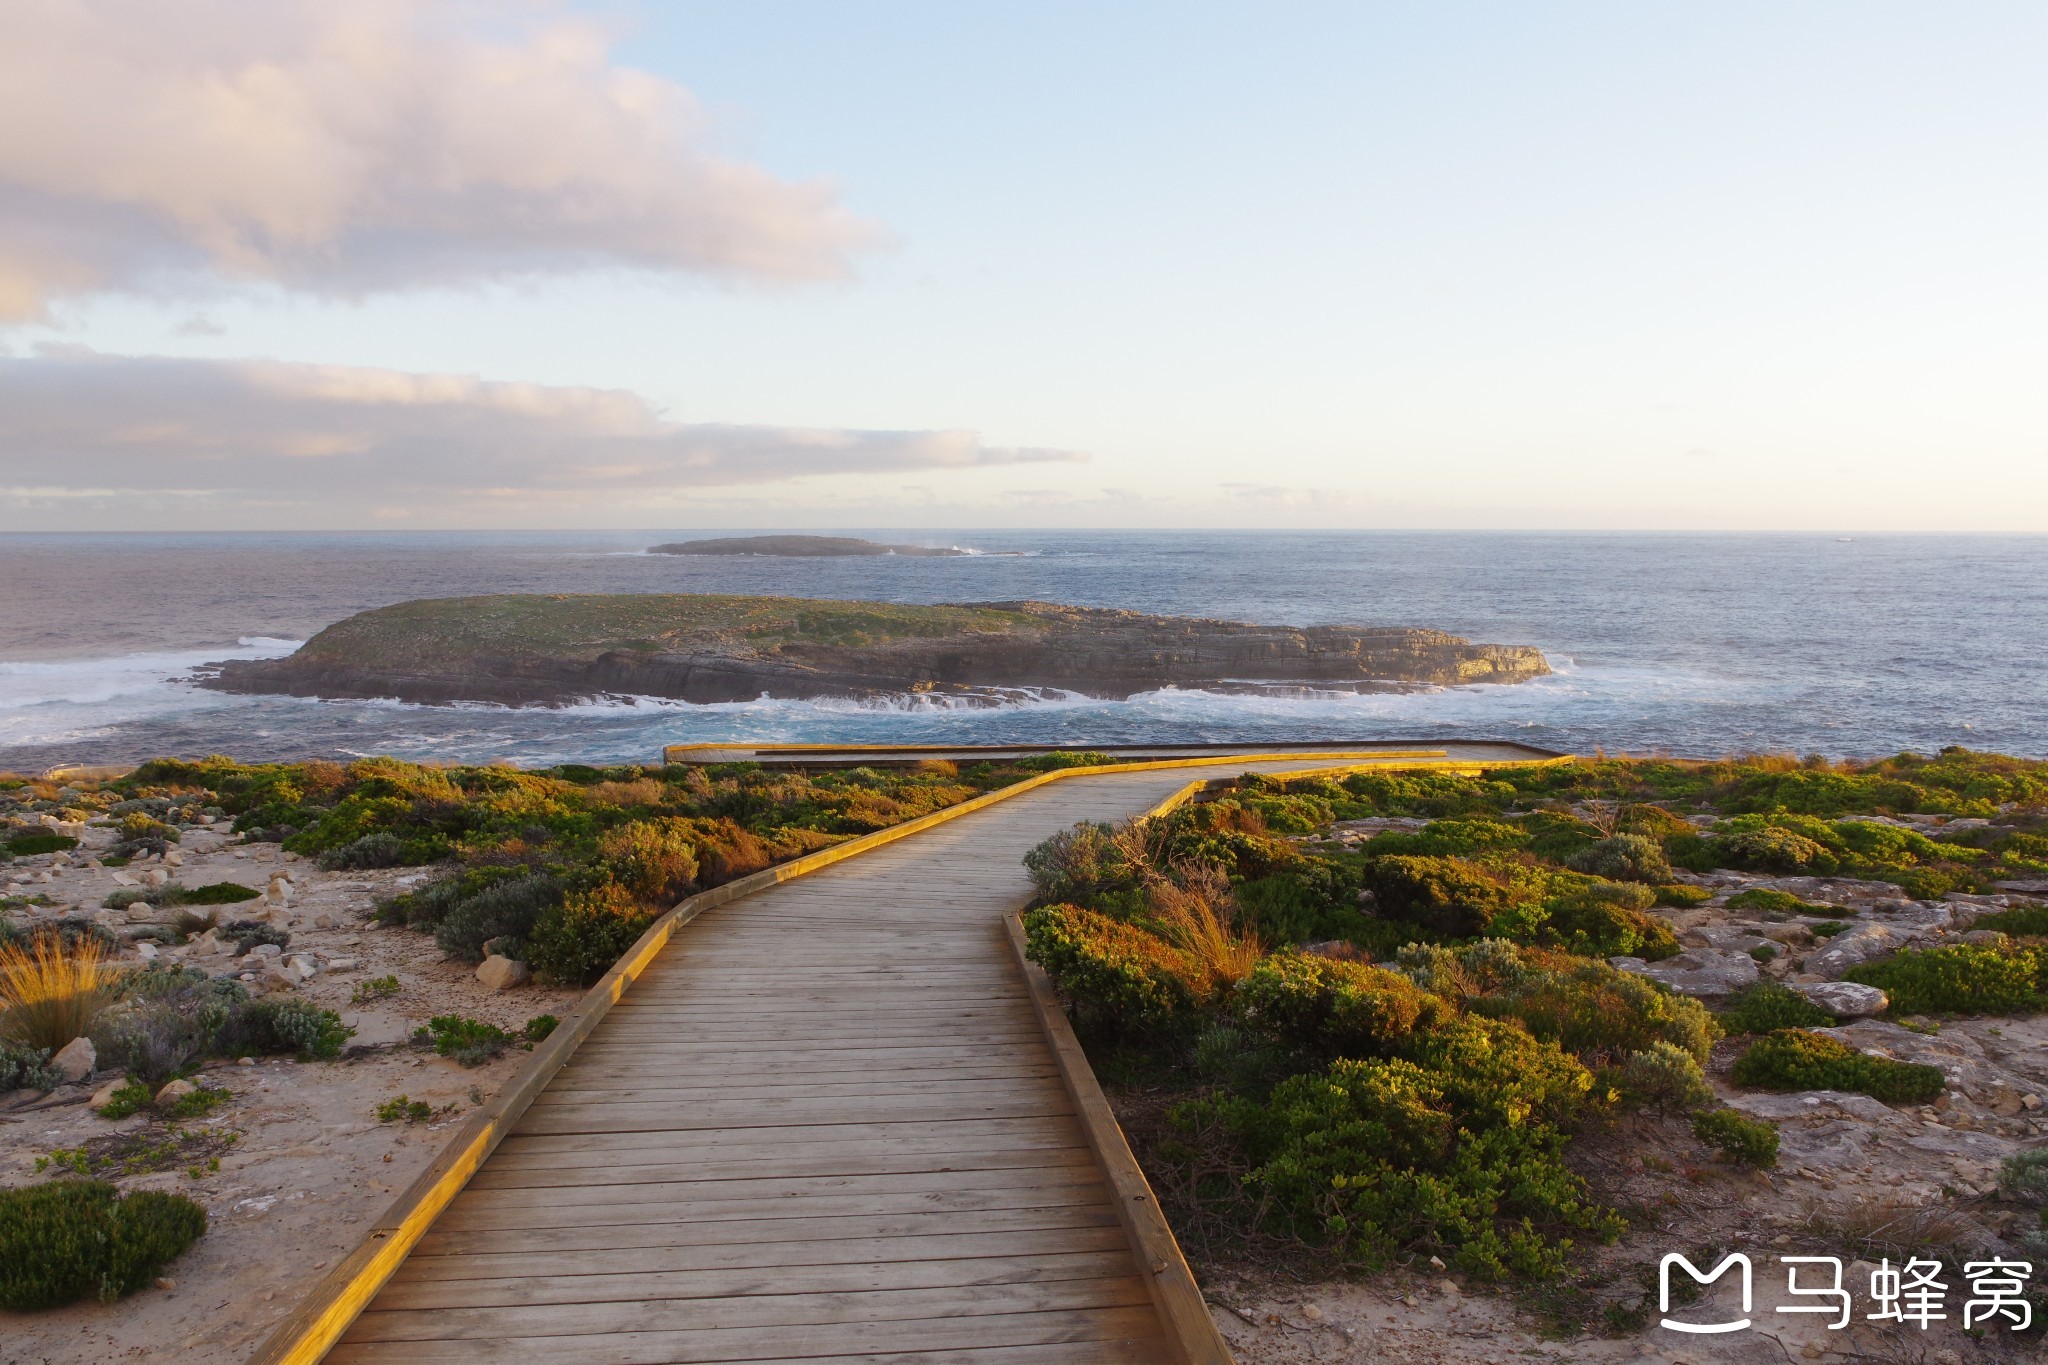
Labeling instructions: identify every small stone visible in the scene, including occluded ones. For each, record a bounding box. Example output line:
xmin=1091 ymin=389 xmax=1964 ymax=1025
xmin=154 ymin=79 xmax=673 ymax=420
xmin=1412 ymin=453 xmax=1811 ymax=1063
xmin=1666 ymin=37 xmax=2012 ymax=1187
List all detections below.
xmin=142 ymin=868 xmax=170 ymax=888
xmin=1962 ymin=929 xmax=2007 ymax=947
xmin=327 ymin=957 xmax=359 ymax=971
xmin=52 ymin=1036 xmax=96 ymax=1083
xmin=313 ymin=912 xmax=338 ymax=929
xmin=251 ymin=942 xmax=284 ymax=960
xmin=1427 ymin=1255 xmax=1447 ymax=1271
xmin=154 ymin=1277 xmax=175 ymax=1291
xmin=156 ymin=1078 xmax=197 ymax=1106
xmin=1300 ymin=1303 xmax=1323 ymax=1321
xmin=1792 ymin=980 xmax=1890 ymax=1018
xmin=237 ymin=1056 xmax=256 ymax=1067
xmin=476 ymin=955 xmax=531 ymax=991
xmin=164 ymin=850 xmax=183 ymax=867
xmin=110 ymin=871 xmax=138 ymax=886
xmin=90 ymin=1078 xmax=128 ymax=1108
xmin=2024 ymin=1094 xmax=2042 ymax=1111
xmin=136 ymin=941 xmax=159 ymax=961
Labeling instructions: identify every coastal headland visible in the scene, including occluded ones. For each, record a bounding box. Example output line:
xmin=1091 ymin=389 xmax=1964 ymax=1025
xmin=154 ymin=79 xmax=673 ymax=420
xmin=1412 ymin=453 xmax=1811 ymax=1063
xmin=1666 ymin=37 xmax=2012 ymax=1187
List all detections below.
xmin=202 ymin=593 xmax=1551 ymax=707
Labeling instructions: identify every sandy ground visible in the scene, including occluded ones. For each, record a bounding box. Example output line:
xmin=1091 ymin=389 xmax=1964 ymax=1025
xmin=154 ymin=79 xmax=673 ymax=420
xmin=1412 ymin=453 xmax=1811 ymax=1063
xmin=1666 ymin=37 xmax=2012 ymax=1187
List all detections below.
xmin=1 ymin=829 xmax=579 ymax=1363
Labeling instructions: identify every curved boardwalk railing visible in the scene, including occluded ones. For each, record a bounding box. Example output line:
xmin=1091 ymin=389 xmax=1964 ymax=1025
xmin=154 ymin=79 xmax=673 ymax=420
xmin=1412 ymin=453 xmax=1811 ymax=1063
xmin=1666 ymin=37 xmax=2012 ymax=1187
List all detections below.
xmin=257 ymin=743 xmax=1559 ymax=1365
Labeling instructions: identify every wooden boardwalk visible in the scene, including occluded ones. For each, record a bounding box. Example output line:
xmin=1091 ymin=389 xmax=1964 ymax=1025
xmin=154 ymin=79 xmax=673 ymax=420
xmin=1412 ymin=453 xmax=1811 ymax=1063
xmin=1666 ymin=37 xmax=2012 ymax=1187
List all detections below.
xmin=319 ymin=747 xmax=1535 ymax=1364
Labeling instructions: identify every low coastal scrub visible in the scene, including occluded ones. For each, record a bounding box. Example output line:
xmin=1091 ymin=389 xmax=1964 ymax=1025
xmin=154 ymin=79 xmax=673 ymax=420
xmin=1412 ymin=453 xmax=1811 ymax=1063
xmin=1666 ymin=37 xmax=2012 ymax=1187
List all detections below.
xmin=1730 ymin=1029 xmax=1945 ymax=1104
xmin=88 ymin=966 xmax=353 ymax=1080
xmin=1021 ymin=748 xmax=2048 ymax=1286
xmin=1692 ymin=1108 xmax=1781 ymax=1168
xmin=88 ymin=754 xmax=1054 ymax=986
xmin=1716 ymin=982 xmax=1835 ymax=1035
xmin=0 ymin=1180 xmax=207 ymax=1311
xmin=1843 ymin=944 xmax=2048 ymax=1016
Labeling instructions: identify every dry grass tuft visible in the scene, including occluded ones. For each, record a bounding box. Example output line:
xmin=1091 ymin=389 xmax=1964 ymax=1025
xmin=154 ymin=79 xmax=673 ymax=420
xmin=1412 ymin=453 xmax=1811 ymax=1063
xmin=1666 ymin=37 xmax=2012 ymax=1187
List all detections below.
xmin=1147 ymin=862 xmax=1264 ymax=996
xmin=588 ymin=778 xmax=666 ymax=808
xmin=0 ymin=932 xmax=129 ymax=1052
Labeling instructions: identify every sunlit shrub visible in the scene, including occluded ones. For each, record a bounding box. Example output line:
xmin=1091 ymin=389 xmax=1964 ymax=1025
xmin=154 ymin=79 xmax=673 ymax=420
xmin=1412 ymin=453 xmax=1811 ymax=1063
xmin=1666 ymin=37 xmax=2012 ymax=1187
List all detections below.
xmin=1236 ymin=951 xmax=1433 ymax=1057
xmin=1023 ymin=903 xmax=1196 ymax=1036
xmin=1731 ymin=1029 xmax=1944 ymax=1103
xmin=1844 ymin=944 xmax=2047 ymax=1015
xmin=524 ymin=881 xmax=658 ymax=985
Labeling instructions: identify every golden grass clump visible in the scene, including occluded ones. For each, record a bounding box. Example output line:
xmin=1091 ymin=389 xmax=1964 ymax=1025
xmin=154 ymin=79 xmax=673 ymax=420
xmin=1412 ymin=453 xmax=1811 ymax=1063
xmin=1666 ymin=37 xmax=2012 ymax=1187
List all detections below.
xmin=1147 ymin=863 xmax=1264 ymax=997
xmin=0 ymin=933 xmax=129 ymax=1053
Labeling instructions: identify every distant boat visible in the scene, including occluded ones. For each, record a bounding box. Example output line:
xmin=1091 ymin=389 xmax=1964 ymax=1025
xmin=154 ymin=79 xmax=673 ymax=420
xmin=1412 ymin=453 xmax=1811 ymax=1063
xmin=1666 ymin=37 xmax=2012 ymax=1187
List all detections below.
xmin=1836 ymin=536 xmax=1854 ymax=542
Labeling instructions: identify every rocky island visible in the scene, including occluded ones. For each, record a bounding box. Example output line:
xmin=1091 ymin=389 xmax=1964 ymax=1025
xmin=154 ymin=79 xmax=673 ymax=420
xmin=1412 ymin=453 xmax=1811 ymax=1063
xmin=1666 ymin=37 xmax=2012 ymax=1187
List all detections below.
xmin=648 ymin=535 xmax=967 ymax=557
xmin=203 ymin=594 xmax=1551 ymax=706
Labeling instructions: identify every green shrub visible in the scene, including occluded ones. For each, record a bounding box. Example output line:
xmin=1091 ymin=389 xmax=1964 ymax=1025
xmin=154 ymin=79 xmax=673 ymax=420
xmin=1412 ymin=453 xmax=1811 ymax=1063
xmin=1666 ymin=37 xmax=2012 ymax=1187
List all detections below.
xmin=1233 ymin=866 xmax=1370 ymax=947
xmin=1543 ymin=878 xmax=1680 ymax=960
xmin=1748 ymin=943 xmax=1778 ymax=963
xmin=5 ymin=834 xmax=78 ymax=856
xmin=1811 ymin=920 xmax=1851 ymax=938
xmin=1692 ymin=1108 xmax=1780 ymax=1168
xmin=597 ymin=820 xmax=700 ymax=902
xmin=1196 ymin=1016 xmax=1614 ymax=1279
xmin=0 ymin=1038 xmax=58 ymax=1091
xmin=524 ymin=881 xmax=657 ymax=985
xmin=377 ymin=1095 xmax=434 ymax=1123
xmin=1844 ymin=944 xmax=2047 ymax=1016
xmin=522 ymin=1014 xmax=558 ymax=1042
xmin=432 ymin=873 xmax=563 ymax=963
xmin=1654 ymin=883 xmax=1714 ymax=908
xmin=1023 ymin=902 xmax=1195 ymax=1036
xmin=417 ymin=1015 xmax=513 ymax=1066
xmin=1566 ymin=834 xmax=1672 ymax=883
xmin=1730 ymin=1029 xmax=1944 ymax=1103
xmin=230 ymin=998 xmax=352 ymax=1060
xmin=1718 ymin=982 xmax=1834 ymax=1034
xmin=315 ymin=832 xmax=405 ymax=871
xmin=1236 ymin=951 xmax=1433 ymax=1056
xmin=351 ymin=975 xmax=401 ymax=1004
xmin=1363 ymin=818 xmax=1529 ymax=859
xmin=1614 ymin=1041 xmax=1714 ymax=1113
xmin=1014 ymin=750 xmax=1117 ymax=772
xmin=1023 ymin=822 xmax=1139 ymax=906
xmin=1725 ymin=887 xmax=1827 ymax=917
xmin=90 ymin=967 xmax=247 ymax=1083
xmin=225 ymin=920 xmax=289 ymax=955
xmin=1715 ymin=827 xmax=1832 ymax=874
xmin=1468 ymin=952 xmax=1719 ymax=1067
xmin=1365 ymin=855 xmax=1548 ymax=939
xmin=174 ymin=882 xmax=261 ymax=906
xmin=94 ymin=1079 xmax=153 ymax=1118
xmin=0 ymin=1180 xmax=207 ymax=1310
xmin=1975 ymin=904 xmax=2048 ymax=938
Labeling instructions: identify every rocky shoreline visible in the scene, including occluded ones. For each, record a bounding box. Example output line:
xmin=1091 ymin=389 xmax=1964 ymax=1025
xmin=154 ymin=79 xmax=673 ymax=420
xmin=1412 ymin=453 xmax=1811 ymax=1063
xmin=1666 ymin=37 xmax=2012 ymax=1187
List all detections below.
xmin=203 ymin=594 xmax=1552 ymax=708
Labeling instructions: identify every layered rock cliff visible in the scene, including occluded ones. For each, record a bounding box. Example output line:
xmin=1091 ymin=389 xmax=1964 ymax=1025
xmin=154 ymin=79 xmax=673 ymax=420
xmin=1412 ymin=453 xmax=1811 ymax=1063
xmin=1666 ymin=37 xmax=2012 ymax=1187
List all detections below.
xmin=204 ymin=595 xmax=1550 ymax=707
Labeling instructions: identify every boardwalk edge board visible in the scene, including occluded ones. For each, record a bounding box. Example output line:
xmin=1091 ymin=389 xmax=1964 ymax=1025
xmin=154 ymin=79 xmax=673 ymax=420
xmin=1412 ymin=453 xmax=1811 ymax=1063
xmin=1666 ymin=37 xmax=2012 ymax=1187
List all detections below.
xmin=1003 ymin=908 xmax=1235 ymax=1365
xmin=252 ymin=744 xmax=1566 ymax=1364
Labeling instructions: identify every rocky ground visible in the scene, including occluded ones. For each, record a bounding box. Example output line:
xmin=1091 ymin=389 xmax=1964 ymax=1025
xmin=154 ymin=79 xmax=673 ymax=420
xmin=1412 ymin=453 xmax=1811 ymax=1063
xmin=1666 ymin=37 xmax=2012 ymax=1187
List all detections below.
xmin=0 ymin=823 xmax=580 ymax=1363
xmin=1196 ymin=811 xmax=2048 ymax=1363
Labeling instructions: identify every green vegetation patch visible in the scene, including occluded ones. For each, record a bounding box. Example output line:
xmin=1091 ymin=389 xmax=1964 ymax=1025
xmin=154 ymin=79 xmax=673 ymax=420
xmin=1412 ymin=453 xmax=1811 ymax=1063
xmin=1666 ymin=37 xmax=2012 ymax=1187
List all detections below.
xmin=0 ymin=1181 xmax=207 ymax=1311
xmin=1844 ymin=944 xmax=2048 ymax=1016
xmin=1731 ymin=1029 xmax=1945 ymax=1104
xmin=1692 ymin=1108 xmax=1781 ymax=1168
xmin=1717 ymin=982 xmax=1834 ymax=1035
xmin=4 ymin=834 xmax=77 ymax=856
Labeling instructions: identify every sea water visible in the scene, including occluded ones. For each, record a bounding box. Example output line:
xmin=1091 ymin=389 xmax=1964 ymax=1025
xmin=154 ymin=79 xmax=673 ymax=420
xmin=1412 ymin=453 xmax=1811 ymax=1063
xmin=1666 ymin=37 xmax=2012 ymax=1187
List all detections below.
xmin=1 ymin=530 xmax=2044 ymax=769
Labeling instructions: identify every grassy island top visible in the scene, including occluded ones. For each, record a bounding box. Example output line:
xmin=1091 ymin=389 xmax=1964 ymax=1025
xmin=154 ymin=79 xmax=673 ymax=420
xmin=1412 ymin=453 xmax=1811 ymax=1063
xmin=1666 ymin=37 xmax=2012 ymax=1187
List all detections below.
xmin=287 ymin=594 xmax=1049 ymax=667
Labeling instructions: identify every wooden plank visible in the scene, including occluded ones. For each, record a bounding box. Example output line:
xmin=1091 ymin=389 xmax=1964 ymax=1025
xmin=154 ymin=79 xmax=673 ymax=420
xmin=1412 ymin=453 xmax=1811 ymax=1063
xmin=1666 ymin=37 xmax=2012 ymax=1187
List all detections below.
xmin=325 ymin=1305 xmax=1173 ymax=1364
xmin=370 ymin=1249 xmax=1141 ymax=1311
xmin=411 ymin=1206 xmax=1126 ymax=1260
xmin=430 ymin=1186 xmax=1115 ymax=1236
xmin=468 ymin=1146 xmax=1092 ymax=1191
xmin=342 ymin=1278 xmax=1158 ymax=1342
xmin=394 ymin=1226 xmax=1134 ymax=1282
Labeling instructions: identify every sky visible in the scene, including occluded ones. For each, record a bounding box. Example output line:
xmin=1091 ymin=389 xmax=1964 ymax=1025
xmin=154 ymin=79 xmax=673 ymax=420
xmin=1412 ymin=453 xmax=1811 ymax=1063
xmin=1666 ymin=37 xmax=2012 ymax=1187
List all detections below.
xmin=0 ymin=0 xmax=2044 ymax=532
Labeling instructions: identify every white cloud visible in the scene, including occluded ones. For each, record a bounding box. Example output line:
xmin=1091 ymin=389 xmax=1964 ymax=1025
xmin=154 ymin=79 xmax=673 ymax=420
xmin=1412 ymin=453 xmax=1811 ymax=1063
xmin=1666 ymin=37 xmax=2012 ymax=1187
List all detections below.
xmin=0 ymin=350 xmax=1082 ymax=525
xmin=0 ymin=0 xmax=873 ymax=319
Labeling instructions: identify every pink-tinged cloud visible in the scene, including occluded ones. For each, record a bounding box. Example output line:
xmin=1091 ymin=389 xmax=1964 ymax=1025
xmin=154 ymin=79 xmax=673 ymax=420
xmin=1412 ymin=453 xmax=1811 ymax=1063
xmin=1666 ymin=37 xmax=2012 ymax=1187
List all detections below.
xmin=0 ymin=351 xmax=1084 ymax=513
xmin=0 ymin=0 xmax=876 ymax=319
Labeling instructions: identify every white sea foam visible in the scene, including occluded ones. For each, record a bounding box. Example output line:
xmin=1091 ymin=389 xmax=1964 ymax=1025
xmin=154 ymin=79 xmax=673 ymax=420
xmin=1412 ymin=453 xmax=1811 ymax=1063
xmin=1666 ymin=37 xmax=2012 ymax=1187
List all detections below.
xmin=0 ymin=637 xmax=301 ymax=747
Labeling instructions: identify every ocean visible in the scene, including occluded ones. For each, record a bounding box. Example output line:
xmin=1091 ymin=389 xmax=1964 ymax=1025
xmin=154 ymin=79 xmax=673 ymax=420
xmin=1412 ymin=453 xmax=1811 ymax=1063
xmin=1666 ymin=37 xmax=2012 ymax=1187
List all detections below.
xmin=2 ymin=530 xmax=2044 ymax=771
